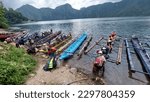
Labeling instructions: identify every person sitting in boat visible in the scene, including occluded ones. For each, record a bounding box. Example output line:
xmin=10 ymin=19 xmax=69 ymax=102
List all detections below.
xmin=93 ymin=50 xmax=106 ymax=77
xmin=107 ymin=35 xmax=113 ymax=53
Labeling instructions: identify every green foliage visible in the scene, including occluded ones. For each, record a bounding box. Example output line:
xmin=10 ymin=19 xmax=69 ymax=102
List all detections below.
xmin=0 ymin=6 xmax=9 ymax=28
xmin=0 ymin=43 xmax=37 ymax=84
xmin=4 ymin=8 xmax=28 ymax=24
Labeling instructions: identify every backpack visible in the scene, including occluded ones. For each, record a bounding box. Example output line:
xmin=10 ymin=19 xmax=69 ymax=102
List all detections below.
xmin=94 ymin=57 xmax=104 ymax=67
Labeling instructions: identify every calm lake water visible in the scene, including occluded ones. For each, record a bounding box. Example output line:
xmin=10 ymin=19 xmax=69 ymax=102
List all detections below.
xmin=14 ymin=17 xmax=150 ymax=85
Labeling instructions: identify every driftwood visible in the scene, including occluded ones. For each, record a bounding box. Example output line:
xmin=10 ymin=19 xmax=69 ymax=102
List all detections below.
xmin=66 ymin=78 xmax=88 ymax=85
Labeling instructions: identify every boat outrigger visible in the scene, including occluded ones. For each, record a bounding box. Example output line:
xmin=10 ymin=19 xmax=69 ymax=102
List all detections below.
xmin=131 ymin=37 xmax=150 ymax=76
xmin=59 ymin=33 xmax=87 ymax=60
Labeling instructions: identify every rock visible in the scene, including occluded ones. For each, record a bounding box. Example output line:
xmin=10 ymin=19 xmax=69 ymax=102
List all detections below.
xmin=69 ymin=68 xmax=78 ymax=74
xmin=0 ymin=46 xmax=3 ymax=50
xmin=3 ymin=41 xmax=7 ymax=43
xmin=29 ymin=73 xmax=36 ymax=77
xmin=65 ymin=64 xmax=71 ymax=69
xmin=41 ymin=80 xmax=47 ymax=85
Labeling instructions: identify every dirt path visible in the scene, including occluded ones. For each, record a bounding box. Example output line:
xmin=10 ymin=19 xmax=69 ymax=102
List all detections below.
xmin=25 ymin=57 xmax=97 ymax=85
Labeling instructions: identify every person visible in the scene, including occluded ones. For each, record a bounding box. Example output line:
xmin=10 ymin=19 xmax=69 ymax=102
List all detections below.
xmin=107 ymin=35 xmax=113 ymax=53
xmin=101 ymin=46 xmax=109 ymax=59
xmin=93 ymin=50 xmax=106 ymax=77
xmin=50 ymin=29 xmax=53 ymax=34
xmin=44 ymin=45 xmax=57 ymax=71
xmin=111 ymin=31 xmax=116 ymax=41
xmin=47 ymin=45 xmax=57 ymax=58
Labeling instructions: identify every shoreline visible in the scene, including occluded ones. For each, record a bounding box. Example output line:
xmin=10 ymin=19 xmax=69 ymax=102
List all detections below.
xmin=25 ymin=56 xmax=105 ymax=85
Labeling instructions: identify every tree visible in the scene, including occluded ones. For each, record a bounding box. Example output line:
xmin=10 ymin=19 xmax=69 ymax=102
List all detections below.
xmin=4 ymin=8 xmax=28 ymax=24
xmin=0 ymin=2 xmax=9 ymax=28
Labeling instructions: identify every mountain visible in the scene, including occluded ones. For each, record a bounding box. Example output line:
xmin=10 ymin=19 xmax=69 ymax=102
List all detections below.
xmin=16 ymin=0 xmax=150 ymax=21
xmin=16 ymin=4 xmax=41 ymax=20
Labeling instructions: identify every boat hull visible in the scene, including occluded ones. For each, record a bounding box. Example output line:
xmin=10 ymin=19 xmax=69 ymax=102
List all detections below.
xmin=59 ymin=33 xmax=87 ymax=60
xmin=131 ymin=38 xmax=150 ymax=75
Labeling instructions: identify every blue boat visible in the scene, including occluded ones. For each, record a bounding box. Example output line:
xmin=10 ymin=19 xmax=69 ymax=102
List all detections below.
xmin=59 ymin=33 xmax=87 ymax=60
xmin=131 ymin=37 xmax=150 ymax=76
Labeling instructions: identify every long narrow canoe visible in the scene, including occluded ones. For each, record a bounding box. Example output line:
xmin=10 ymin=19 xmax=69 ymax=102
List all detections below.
xmin=54 ymin=35 xmax=72 ymax=49
xmin=35 ymin=31 xmax=61 ymax=46
xmin=56 ymin=36 xmax=77 ymax=55
xmin=131 ymin=37 xmax=150 ymax=76
xmin=84 ymin=36 xmax=103 ymax=54
xmin=145 ymin=42 xmax=150 ymax=48
xmin=125 ymin=38 xmax=135 ymax=73
xmin=77 ymin=36 xmax=92 ymax=59
xmin=59 ymin=33 xmax=87 ymax=60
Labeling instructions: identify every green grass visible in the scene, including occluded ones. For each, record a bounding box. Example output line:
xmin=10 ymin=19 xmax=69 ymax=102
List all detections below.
xmin=0 ymin=42 xmax=37 ymax=84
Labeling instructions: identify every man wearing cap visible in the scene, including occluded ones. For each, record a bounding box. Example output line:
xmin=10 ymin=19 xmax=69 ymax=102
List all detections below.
xmin=93 ymin=50 xmax=106 ymax=77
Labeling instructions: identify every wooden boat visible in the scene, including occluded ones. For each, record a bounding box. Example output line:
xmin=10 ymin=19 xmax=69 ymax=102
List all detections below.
xmin=56 ymin=36 xmax=76 ymax=55
xmin=59 ymin=33 xmax=87 ymax=60
xmin=131 ymin=37 xmax=150 ymax=76
xmin=125 ymin=38 xmax=135 ymax=72
xmin=33 ymin=31 xmax=62 ymax=46
xmin=84 ymin=36 xmax=103 ymax=54
xmin=54 ymin=35 xmax=72 ymax=49
xmin=77 ymin=36 xmax=92 ymax=59
xmin=0 ymin=33 xmax=16 ymax=40
xmin=145 ymin=42 xmax=150 ymax=48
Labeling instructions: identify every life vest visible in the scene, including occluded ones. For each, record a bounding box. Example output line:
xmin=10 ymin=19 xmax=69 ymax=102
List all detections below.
xmin=48 ymin=57 xmax=54 ymax=69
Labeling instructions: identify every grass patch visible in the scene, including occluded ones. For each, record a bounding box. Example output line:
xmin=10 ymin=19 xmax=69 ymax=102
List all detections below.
xmin=0 ymin=42 xmax=37 ymax=84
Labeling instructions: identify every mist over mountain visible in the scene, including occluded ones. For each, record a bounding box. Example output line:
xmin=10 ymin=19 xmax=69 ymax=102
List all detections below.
xmin=16 ymin=0 xmax=150 ymax=21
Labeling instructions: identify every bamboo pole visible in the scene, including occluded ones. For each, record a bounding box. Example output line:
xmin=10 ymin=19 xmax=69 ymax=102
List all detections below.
xmin=84 ymin=36 xmax=103 ymax=54
xmin=116 ymin=39 xmax=123 ymax=65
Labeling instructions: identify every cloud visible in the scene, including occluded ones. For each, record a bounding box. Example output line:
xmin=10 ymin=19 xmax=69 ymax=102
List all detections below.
xmin=2 ymin=0 xmax=121 ymax=10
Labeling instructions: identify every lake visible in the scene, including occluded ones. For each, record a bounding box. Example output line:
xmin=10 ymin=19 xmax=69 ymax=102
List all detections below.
xmin=14 ymin=17 xmax=150 ymax=85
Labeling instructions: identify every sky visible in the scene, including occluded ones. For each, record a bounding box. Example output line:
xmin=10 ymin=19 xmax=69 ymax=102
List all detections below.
xmin=1 ymin=0 xmax=121 ymax=10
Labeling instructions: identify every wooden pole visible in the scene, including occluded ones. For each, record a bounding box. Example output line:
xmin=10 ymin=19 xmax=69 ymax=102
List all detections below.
xmin=84 ymin=36 xmax=103 ymax=54
xmin=116 ymin=39 xmax=123 ymax=65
